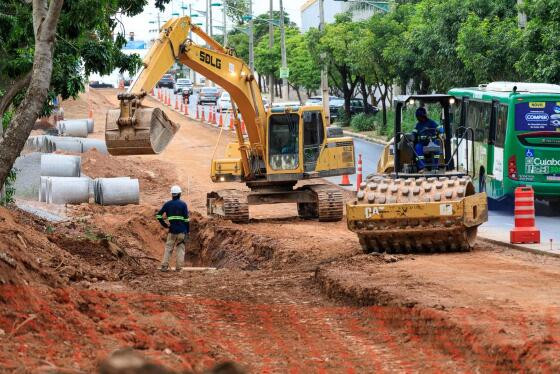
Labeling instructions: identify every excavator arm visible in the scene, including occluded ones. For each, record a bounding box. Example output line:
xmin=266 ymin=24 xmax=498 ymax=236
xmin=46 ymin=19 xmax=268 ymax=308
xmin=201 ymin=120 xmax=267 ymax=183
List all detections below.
xmin=106 ymin=16 xmax=267 ymax=176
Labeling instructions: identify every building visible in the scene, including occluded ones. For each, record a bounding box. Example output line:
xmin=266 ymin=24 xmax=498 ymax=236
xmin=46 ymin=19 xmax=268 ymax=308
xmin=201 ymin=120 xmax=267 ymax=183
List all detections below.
xmin=300 ymin=0 xmax=389 ymax=31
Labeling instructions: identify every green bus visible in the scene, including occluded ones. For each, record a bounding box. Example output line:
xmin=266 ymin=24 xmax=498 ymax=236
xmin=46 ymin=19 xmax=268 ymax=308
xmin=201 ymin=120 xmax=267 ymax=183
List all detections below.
xmin=448 ymin=82 xmax=560 ymax=209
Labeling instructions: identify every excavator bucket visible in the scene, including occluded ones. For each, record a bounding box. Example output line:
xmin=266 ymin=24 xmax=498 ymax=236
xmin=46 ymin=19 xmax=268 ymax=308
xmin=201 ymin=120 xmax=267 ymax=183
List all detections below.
xmin=105 ymin=107 xmax=180 ymax=155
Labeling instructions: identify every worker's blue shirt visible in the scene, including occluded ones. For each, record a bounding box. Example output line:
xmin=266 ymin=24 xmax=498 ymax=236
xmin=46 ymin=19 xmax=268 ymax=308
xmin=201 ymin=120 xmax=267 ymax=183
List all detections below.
xmin=413 ymin=119 xmax=442 ymax=143
xmin=156 ymin=198 xmax=189 ymax=234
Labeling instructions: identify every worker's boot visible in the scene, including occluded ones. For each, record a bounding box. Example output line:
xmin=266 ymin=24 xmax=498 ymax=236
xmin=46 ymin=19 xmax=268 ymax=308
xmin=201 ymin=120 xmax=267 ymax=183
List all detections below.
xmin=159 ymin=265 xmax=169 ymax=272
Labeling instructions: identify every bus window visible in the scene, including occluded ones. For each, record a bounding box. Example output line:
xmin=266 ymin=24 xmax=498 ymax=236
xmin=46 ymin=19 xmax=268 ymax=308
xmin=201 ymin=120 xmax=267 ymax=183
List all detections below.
xmin=467 ymin=101 xmax=492 ymax=142
xmin=496 ymin=104 xmax=508 ymax=147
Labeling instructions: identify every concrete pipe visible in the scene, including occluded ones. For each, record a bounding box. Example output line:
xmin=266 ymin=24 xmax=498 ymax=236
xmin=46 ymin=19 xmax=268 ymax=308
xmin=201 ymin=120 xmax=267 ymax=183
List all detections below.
xmin=46 ymin=177 xmax=90 ymax=204
xmin=96 ymin=177 xmax=139 ymax=206
xmin=39 ymin=176 xmax=49 ymax=202
xmin=93 ymin=177 xmax=130 ymax=204
xmin=40 ymin=154 xmax=81 ymax=177
xmin=52 ymin=138 xmax=84 ymax=153
xmin=57 ymin=119 xmax=89 ymax=138
xmin=80 ymin=138 xmax=108 ymax=154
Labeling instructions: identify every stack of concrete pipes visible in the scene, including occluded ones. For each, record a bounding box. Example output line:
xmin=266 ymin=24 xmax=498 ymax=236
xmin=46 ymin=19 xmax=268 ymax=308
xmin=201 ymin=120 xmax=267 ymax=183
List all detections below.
xmin=39 ymin=154 xmax=139 ymax=205
xmin=25 ymin=135 xmax=108 ymax=154
xmin=56 ymin=118 xmax=94 ymax=137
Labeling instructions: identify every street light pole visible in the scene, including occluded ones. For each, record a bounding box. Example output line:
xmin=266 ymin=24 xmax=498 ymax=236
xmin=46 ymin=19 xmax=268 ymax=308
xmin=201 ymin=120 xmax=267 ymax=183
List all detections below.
xmin=268 ymin=0 xmax=274 ymax=103
xmin=209 ymin=0 xmax=213 ymax=37
xmin=223 ymin=1 xmax=228 ymax=46
xmin=319 ymin=0 xmax=329 ymax=124
xmin=248 ymin=1 xmax=254 ymax=71
xmin=205 ymin=0 xmax=209 ymax=35
xmin=279 ymin=0 xmax=288 ymax=100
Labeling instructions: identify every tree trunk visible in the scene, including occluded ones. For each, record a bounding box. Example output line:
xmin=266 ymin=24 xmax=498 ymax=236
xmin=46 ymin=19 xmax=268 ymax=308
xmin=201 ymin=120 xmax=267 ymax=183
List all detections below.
xmin=0 ymin=72 xmax=32 ymax=118
xmin=0 ymin=0 xmax=64 ymax=188
xmin=359 ymin=76 xmax=369 ymax=114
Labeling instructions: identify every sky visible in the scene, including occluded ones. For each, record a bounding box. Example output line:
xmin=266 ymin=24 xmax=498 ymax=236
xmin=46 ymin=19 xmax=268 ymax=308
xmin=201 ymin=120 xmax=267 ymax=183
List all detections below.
xmin=121 ymin=0 xmax=307 ymax=43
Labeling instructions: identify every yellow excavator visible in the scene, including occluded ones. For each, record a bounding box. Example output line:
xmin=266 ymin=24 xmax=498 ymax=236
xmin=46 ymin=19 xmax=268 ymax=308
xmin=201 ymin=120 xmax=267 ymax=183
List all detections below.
xmin=105 ymin=16 xmax=355 ymax=222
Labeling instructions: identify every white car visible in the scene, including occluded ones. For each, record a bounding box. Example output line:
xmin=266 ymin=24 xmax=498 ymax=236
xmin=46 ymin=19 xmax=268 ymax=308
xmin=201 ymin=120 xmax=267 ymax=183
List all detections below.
xmin=174 ymin=78 xmax=193 ymax=94
xmin=218 ymin=92 xmax=232 ymax=112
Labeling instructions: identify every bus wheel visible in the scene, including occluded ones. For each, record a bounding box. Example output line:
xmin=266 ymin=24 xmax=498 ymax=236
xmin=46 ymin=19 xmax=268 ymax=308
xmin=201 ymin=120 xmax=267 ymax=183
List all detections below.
xmin=479 ymin=168 xmax=486 ymax=193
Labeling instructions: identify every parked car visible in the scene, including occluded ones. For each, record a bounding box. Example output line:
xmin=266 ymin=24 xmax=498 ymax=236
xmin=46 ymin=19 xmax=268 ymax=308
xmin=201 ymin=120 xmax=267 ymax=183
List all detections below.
xmin=157 ymin=74 xmax=175 ymax=89
xmin=217 ymin=92 xmax=232 ymax=112
xmin=89 ymin=81 xmax=113 ymax=88
xmin=329 ymin=98 xmax=379 ymax=123
xmin=198 ymin=86 xmax=220 ymax=105
xmin=304 ymin=95 xmax=340 ymax=106
xmin=175 ymin=78 xmax=193 ymax=94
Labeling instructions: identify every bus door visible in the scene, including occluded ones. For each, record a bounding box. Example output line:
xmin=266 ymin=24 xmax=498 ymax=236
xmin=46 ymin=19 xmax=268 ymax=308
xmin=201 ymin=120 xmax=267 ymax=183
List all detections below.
xmin=484 ymin=100 xmax=501 ymax=192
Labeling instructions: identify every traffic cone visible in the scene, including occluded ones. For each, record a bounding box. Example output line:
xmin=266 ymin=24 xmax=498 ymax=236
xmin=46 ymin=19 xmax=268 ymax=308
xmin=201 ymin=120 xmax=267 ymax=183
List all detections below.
xmin=219 ymin=111 xmax=223 ymax=127
xmin=184 ymin=99 xmax=189 ymax=116
xmin=196 ymin=105 xmax=200 ymax=120
xmin=201 ymin=106 xmax=205 ymax=122
xmin=510 ymin=186 xmax=540 ymax=244
xmin=241 ymin=118 xmax=246 ymax=135
xmin=339 ymin=174 xmax=352 ymax=186
xmin=157 ymin=89 xmax=161 ymax=101
xmin=229 ymin=114 xmax=234 ymax=130
xmin=180 ymin=100 xmax=184 ymax=113
xmin=356 ymin=154 xmax=363 ymax=192
xmin=175 ymin=96 xmax=179 ymax=110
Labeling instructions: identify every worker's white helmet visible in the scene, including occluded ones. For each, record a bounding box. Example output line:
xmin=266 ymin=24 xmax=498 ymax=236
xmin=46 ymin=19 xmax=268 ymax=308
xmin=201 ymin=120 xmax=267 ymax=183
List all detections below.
xmin=170 ymin=185 xmax=182 ymax=195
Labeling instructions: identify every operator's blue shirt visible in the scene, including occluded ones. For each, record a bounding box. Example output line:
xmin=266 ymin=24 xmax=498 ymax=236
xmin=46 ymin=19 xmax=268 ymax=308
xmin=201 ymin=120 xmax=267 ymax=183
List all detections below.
xmin=413 ymin=119 xmax=443 ymax=142
xmin=156 ymin=198 xmax=189 ymax=234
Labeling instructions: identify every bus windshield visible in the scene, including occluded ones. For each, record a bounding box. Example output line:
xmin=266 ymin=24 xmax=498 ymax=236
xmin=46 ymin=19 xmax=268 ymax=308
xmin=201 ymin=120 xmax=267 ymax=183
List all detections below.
xmin=515 ymin=101 xmax=560 ymax=132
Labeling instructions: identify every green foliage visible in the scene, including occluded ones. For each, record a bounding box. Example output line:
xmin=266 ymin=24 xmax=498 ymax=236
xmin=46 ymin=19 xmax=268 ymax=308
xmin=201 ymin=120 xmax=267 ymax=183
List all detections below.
xmin=0 ymin=169 xmax=17 ymax=206
xmin=351 ymin=113 xmax=377 ymax=132
xmin=225 ymin=0 xmax=250 ymax=25
xmin=2 ymin=111 xmax=13 ymax=132
xmin=0 ymin=0 xmax=158 ymax=115
xmin=336 ymin=107 xmax=351 ymax=127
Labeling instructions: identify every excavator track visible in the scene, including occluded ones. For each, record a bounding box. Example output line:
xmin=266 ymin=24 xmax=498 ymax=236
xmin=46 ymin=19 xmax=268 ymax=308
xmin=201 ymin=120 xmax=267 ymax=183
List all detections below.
xmin=297 ymin=184 xmax=344 ymax=222
xmin=347 ymin=175 xmax=486 ymax=254
xmin=207 ymin=190 xmax=249 ymax=223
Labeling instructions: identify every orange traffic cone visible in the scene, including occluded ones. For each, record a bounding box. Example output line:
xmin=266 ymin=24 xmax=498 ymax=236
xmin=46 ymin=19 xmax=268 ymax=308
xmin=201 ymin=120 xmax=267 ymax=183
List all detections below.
xmin=157 ymin=89 xmax=161 ymax=101
xmin=175 ymin=96 xmax=179 ymax=110
xmin=185 ymin=100 xmax=189 ymax=116
xmin=241 ymin=119 xmax=246 ymax=135
xmin=229 ymin=114 xmax=234 ymax=130
xmin=219 ymin=111 xmax=223 ymax=127
xmin=196 ymin=105 xmax=200 ymax=120
xmin=510 ymin=186 xmax=540 ymax=244
xmin=201 ymin=106 xmax=205 ymax=122
xmin=180 ymin=100 xmax=184 ymax=113
xmin=339 ymin=174 xmax=352 ymax=186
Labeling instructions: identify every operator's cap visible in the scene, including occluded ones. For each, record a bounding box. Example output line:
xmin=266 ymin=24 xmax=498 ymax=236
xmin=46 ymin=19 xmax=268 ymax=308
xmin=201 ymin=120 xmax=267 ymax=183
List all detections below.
xmin=171 ymin=185 xmax=182 ymax=195
xmin=415 ymin=107 xmax=428 ymax=117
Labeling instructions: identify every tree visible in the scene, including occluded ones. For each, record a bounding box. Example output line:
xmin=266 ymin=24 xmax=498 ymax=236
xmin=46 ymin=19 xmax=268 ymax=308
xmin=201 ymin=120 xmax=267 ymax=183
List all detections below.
xmin=516 ymin=0 xmax=560 ymax=82
xmin=0 ymin=0 xmax=170 ymax=188
xmin=457 ymin=14 xmax=522 ymax=83
xmin=225 ymin=0 xmax=250 ymax=26
xmin=286 ymin=31 xmax=320 ymax=101
xmin=308 ymin=14 xmax=364 ymax=118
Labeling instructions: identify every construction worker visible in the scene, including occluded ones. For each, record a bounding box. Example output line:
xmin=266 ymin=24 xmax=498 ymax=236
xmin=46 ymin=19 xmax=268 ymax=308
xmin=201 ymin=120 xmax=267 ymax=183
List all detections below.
xmin=156 ymin=185 xmax=189 ymax=272
xmin=412 ymin=107 xmax=443 ymax=171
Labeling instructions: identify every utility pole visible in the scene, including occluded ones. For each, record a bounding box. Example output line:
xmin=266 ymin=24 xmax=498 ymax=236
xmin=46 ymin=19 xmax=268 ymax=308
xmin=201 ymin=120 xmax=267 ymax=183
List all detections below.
xmin=223 ymin=1 xmax=228 ymax=46
xmin=268 ymin=0 xmax=274 ymax=103
xmin=209 ymin=0 xmax=213 ymax=37
xmin=248 ymin=1 xmax=254 ymax=71
xmin=319 ymin=0 xmax=329 ymax=124
xmin=205 ymin=0 xmax=209 ymax=35
xmin=279 ymin=0 xmax=288 ymax=100
xmin=189 ymin=3 xmax=197 ymax=85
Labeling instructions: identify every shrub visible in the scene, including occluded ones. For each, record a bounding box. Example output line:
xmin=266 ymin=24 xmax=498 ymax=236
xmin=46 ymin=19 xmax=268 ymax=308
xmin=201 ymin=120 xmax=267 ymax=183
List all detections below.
xmin=0 ymin=169 xmax=17 ymax=206
xmin=350 ymin=113 xmax=377 ymax=132
xmin=336 ymin=107 xmax=351 ymax=127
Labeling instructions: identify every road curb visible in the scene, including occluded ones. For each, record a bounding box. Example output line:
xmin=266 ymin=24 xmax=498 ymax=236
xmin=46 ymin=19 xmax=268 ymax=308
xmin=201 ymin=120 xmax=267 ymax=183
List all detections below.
xmin=479 ymin=237 xmax=560 ymax=259
xmin=342 ymin=130 xmax=389 ymax=146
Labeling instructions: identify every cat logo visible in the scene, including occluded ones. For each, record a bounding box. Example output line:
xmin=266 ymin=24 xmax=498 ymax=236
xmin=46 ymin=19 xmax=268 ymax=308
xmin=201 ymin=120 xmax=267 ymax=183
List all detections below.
xmin=364 ymin=206 xmax=384 ymax=218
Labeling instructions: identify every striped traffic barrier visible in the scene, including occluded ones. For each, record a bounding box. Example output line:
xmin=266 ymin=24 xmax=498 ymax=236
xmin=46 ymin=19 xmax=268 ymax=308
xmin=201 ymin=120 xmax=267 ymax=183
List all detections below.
xmin=510 ymin=186 xmax=540 ymax=244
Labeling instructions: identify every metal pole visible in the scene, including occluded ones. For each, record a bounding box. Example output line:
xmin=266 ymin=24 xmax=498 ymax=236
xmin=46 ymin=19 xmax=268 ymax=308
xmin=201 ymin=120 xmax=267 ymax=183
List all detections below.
xmin=248 ymin=0 xmax=254 ymax=71
xmin=205 ymin=0 xmax=209 ymax=35
xmin=319 ymin=0 xmax=329 ymax=124
xmin=268 ymin=0 xmax=274 ymax=103
xmin=223 ymin=2 xmax=228 ymax=46
xmin=279 ymin=0 xmax=288 ymax=100
xmin=209 ymin=0 xmax=213 ymax=37
xmin=189 ymin=4 xmax=197 ymax=85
